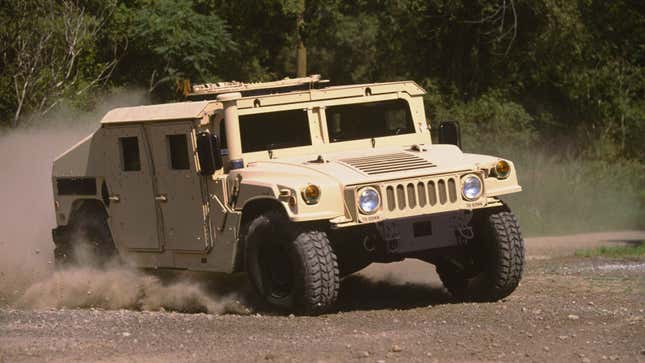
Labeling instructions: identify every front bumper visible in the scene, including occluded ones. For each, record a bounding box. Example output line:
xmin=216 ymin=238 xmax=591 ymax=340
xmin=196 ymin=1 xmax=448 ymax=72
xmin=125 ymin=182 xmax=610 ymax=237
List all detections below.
xmin=374 ymin=209 xmax=473 ymax=254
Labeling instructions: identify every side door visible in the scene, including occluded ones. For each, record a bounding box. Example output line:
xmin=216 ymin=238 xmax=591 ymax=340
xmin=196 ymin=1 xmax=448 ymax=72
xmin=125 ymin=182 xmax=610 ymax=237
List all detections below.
xmin=103 ymin=126 xmax=162 ymax=251
xmin=146 ymin=122 xmax=211 ymax=252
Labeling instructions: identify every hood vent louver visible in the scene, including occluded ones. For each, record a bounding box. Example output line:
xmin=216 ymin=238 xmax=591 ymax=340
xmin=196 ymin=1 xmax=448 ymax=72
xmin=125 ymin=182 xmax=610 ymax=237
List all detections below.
xmin=339 ymin=152 xmax=435 ymax=175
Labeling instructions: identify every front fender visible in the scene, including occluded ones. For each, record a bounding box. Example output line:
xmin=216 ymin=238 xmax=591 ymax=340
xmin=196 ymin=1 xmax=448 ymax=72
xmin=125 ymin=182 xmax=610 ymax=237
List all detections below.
xmin=234 ymin=178 xmax=345 ymax=223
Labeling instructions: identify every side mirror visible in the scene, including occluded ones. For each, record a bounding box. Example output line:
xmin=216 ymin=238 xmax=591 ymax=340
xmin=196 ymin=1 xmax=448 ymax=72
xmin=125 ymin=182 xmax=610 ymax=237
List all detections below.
xmin=438 ymin=121 xmax=461 ymax=149
xmin=196 ymin=131 xmax=223 ymax=175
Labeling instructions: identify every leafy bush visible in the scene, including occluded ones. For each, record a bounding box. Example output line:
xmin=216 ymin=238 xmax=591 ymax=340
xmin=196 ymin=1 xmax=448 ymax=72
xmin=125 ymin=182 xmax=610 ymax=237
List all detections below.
xmin=426 ymin=89 xmax=536 ymax=153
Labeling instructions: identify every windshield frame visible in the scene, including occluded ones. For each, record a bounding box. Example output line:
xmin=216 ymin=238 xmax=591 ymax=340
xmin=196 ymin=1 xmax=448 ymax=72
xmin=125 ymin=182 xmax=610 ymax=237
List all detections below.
xmin=324 ymin=98 xmax=415 ymax=143
xmin=227 ymin=94 xmax=429 ymax=164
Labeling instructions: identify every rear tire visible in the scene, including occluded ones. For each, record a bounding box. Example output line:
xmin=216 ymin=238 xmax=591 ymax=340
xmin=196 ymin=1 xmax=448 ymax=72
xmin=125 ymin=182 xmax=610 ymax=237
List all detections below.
xmin=245 ymin=211 xmax=340 ymax=315
xmin=54 ymin=205 xmax=117 ymax=267
xmin=437 ymin=206 xmax=524 ymax=302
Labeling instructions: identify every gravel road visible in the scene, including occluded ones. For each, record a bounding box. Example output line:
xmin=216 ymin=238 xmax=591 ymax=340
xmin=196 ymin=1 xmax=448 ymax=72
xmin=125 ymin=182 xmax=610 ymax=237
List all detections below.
xmin=1 ymin=231 xmax=644 ymax=363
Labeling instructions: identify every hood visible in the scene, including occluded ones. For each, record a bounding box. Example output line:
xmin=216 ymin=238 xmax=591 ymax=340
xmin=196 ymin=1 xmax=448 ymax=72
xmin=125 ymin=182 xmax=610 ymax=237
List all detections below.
xmin=241 ymin=145 xmax=499 ymax=186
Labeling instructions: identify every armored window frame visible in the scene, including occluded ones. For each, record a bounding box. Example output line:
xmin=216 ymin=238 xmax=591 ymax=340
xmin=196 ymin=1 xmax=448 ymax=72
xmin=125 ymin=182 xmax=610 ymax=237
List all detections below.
xmin=325 ymin=99 xmax=414 ymax=143
xmin=119 ymin=136 xmax=141 ymax=171
xmin=167 ymin=133 xmax=190 ymax=170
xmin=238 ymin=109 xmax=311 ymax=153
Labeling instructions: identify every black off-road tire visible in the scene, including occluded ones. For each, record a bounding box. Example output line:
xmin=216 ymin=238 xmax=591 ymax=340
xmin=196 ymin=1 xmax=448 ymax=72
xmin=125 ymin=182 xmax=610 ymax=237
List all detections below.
xmin=54 ymin=206 xmax=117 ymax=267
xmin=245 ymin=211 xmax=340 ymax=315
xmin=437 ymin=206 xmax=524 ymax=302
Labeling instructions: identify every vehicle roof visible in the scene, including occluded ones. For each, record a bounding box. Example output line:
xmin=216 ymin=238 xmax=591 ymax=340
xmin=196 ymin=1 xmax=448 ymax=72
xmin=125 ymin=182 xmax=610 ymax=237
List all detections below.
xmin=100 ymin=80 xmax=425 ymax=124
xmin=100 ymin=101 xmax=213 ymax=124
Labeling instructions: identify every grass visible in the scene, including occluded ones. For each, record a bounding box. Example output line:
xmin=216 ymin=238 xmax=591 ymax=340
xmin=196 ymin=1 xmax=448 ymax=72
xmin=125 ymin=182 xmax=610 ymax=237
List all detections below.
xmin=464 ymin=141 xmax=645 ymax=236
xmin=574 ymin=242 xmax=645 ymax=258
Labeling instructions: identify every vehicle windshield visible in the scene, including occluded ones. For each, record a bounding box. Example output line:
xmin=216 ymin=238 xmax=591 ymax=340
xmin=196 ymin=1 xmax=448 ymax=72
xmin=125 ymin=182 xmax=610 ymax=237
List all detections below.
xmin=325 ymin=99 xmax=414 ymax=142
xmin=220 ymin=109 xmax=312 ymax=153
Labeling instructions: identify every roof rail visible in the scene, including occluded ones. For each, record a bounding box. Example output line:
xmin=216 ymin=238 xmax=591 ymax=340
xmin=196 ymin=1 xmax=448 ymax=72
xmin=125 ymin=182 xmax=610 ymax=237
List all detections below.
xmin=186 ymin=74 xmax=329 ymax=98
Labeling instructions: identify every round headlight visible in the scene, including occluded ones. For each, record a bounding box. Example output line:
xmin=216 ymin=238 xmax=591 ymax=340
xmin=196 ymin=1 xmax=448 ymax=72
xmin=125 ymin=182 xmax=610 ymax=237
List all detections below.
xmin=357 ymin=187 xmax=381 ymax=214
xmin=495 ymin=160 xmax=511 ymax=179
xmin=301 ymin=184 xmax=321 ymax=204
xmin=462 ymin=175 xmax=483 ymax=201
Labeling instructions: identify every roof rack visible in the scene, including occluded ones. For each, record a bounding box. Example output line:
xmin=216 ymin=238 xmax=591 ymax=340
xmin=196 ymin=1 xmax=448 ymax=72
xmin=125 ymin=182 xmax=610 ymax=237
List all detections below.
xmin=185 ymin=74 xmax=329 ymax=98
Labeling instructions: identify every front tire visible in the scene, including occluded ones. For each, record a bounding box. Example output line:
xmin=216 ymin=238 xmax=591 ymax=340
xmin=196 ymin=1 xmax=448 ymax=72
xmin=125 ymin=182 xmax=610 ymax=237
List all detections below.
xmin=245 ymin=211 xmax=340 ymax=315
xmin=437 ymin=206 xmax=525 ymax=302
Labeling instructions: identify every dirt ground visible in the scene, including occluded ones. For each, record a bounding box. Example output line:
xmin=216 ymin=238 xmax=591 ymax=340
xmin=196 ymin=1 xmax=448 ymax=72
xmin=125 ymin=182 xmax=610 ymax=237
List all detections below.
xmin=1 ymin=231 xmax=644 ymax=363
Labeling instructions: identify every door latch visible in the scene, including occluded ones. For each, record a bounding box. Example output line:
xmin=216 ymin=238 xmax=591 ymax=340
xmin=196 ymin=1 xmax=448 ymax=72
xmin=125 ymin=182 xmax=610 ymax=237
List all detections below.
xmin=108 ymin=194 xmax=120 ymax=202
xmin=155 ymin=194 xmax=168 ymax=202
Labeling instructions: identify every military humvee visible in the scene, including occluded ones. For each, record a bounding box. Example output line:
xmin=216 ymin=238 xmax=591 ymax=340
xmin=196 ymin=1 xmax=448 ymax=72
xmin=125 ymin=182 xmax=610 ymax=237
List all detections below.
xmin=51 ymin=75 xmax=524 ymax=314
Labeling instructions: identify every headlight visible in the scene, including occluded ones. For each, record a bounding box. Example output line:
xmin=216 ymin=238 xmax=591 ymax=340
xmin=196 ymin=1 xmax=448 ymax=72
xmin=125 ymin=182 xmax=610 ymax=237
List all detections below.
xmin=301 ymin=184 xmax=321 ymax=204
xmin=462 ymin=175 xmax=483 ymax=201
xmin=494 ymin=160 xmax=511 ymax=179
xmin=357 ymin=187 xmax=381 ymax=214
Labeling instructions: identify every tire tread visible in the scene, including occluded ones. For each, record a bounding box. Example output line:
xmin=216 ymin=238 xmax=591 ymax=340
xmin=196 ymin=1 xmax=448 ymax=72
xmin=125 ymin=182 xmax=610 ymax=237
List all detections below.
xmin=438 ymin=206 xmax=525 ymax=302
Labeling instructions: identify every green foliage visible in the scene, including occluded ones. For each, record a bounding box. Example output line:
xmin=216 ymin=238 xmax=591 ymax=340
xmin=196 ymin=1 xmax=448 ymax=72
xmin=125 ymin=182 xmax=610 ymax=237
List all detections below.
xmin=3 ymin=0 xmax=642 ymax=145
xmin=0 ymin=0 xmax=643 ymax=235
xmin=112 ymin=0 xmax=235 ymax=96
xmin=426 ymin=89 xmax=536 ymax=153
xmin=0 ymin=0 xmax=117 ymax=126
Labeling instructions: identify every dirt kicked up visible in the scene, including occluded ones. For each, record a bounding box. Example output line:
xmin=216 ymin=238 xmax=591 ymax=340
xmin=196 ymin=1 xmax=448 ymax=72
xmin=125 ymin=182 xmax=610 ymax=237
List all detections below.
xmin=0 ymin=231 xmax=643 ymax=363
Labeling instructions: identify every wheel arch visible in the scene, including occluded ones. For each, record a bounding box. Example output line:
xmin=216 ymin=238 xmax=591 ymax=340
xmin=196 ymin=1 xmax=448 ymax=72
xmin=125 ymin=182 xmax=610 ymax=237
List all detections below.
xmin=57 ymin=198 xmax=114 ymax=248
xmin=68 ymin=198 xmax=109 ymax=224
xmin=233 ymin=197 xmax=288 ymax=272
xmin=52 ymin=198 xmax=118 ymax=266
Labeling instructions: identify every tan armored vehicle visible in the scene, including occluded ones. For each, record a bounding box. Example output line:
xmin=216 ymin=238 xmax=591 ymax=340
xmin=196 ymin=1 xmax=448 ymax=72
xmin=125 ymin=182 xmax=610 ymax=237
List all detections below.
xmin=51 ymin=75 xmax=525 ymax=314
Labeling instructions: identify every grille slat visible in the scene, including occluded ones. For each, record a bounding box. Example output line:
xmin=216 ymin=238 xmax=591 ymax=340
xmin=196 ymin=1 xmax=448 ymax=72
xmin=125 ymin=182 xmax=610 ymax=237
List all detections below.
xmin=417 ymin=182 xmax=427 ymax=207
xmin=387 ymin=186 xmax=396 ymax=211
xmin=438 ymin=179 xmax=447 ymax=204
xmin=448 ymin=178 xmax=458 ymax=202
xmin=396 ymin=185 xmax=406 ymax=209
xmin=383 ymin=176 xmax=459 ymax=213
xmin=407 ymin=183 xmax=416 ymax=208
xmin=428 ymin=181 xmax=437 ymax=206
xmin=340 ymin=152 xmax=435 ymax=175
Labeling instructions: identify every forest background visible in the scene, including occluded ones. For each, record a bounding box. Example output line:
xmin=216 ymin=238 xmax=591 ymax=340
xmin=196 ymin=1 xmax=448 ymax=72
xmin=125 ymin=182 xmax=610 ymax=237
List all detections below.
xmin=0 ymin=0 xmax=643 ymax=235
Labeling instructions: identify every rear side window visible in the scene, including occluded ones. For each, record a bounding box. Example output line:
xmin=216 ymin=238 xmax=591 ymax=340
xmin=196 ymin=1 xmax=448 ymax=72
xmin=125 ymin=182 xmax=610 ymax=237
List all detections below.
xmin=326 ymin=99 xmax=414 ymax=142
xmin=167 ymin=134 xmax=190 ymax=170
xmin=119 ymin=136 xmax=141 ymax=171
xmin=239 ymin=109 xmax=311 ymax=152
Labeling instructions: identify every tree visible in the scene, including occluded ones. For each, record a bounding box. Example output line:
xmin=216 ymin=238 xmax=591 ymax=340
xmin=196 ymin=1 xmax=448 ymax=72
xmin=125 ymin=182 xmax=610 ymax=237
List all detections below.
xmin=0 ymin=0 xmax=119 ymax=127
xmin=110 ymin=0 xmax=235 ymax=98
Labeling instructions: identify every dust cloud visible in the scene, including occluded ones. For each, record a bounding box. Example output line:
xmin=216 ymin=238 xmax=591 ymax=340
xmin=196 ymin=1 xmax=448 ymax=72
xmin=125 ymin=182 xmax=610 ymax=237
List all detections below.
xmin=0 ymin=90 xmax=248 ymax=314
xmin=18 ymin=265 xmax=248 ymax=314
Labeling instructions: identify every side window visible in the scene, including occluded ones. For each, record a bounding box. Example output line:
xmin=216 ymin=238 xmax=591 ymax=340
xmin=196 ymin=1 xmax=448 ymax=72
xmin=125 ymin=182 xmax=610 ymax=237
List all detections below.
xmin=167 ymin=134 xmax=190 ymax=170
xmin=239 ymin=109 xmax=311 ymax=152
xmin=119 ymin=136 xmax=141 ymax=171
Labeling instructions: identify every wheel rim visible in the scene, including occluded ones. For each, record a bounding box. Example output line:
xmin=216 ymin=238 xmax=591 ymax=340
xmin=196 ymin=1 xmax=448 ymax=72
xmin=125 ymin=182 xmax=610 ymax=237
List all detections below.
xmin=259 ymin=241 xmax=293 ymax=299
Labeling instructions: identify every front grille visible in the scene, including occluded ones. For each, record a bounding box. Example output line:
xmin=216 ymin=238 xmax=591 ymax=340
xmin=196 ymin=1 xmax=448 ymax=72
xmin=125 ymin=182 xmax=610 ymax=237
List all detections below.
xmin=385 ymin=176 xmax=459 ymax=212
xmin=340 ymin=152 xmax=435 ymax=175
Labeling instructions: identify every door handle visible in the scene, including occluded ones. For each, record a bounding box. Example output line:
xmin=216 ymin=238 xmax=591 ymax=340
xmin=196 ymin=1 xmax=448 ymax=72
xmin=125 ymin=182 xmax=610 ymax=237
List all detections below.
xmin=155 ymin=194 xmax=168 ymax=202
xmin=108 ymin=195 xmax=120 ymax=202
